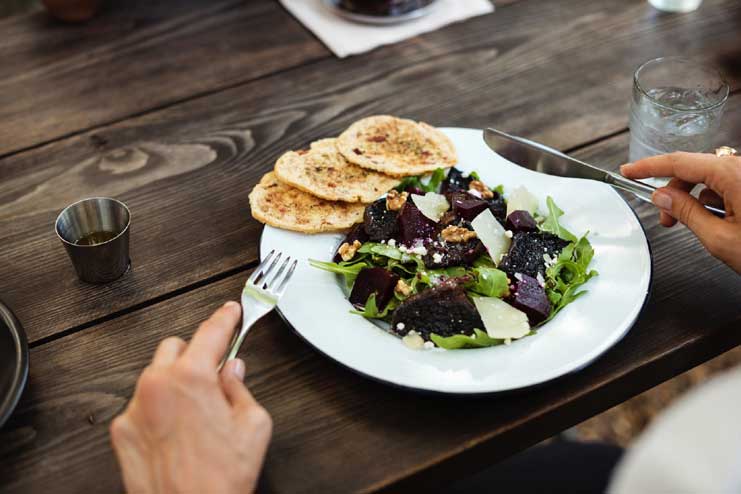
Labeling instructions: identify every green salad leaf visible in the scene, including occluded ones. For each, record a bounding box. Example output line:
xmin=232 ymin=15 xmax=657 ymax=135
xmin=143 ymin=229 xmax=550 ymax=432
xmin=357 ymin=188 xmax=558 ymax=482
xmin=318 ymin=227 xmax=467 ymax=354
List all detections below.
xmin=395 ymin=167 xmax=447 ymax=193
xmin=540 ymin=196 xmax=578 ymax=242
xmin=427 ymin=167 xmax=447 ymax=192
xmin=465 ymin=267 xmax=509 ymax=298
xmin=309 ymin=259 xmax=369 ymax=288
xmin=543 ymin=233 xmax=598 ymax=323
xmin=349 ymin=294 xmax=395 ymax=319
xmin=431 ymin=328 xmax=506 ymax=349
xmin=358 ymin=242 xmax=403 ymax=260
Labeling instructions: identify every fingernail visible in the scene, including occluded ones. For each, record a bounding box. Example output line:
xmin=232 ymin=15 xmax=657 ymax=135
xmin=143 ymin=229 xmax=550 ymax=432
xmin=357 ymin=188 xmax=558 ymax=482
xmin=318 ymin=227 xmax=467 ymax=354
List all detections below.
xmin=230 ymin=358 xmax=246 ymax=380
xmin=653 ymin=190 xmax=672 ymax=210
xmin=224 ymin=301 xmax=240 ymax=310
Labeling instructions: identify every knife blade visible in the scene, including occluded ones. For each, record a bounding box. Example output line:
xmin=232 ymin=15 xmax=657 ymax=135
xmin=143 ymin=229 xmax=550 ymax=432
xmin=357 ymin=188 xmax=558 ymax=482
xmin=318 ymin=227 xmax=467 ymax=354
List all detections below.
xmin=483 ymin=128 xmax=725 ymax=218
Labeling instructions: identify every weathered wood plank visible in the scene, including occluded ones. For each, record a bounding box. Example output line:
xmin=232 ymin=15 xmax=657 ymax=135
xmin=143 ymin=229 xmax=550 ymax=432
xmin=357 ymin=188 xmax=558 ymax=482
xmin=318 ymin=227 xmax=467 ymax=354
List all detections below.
xmin=0 ymin=0 xmax=329 ymax=156
xmin=1 ymin=0 xmax=739 ymax=344
xmin=0 ymin=200 xmax=738 ymax=493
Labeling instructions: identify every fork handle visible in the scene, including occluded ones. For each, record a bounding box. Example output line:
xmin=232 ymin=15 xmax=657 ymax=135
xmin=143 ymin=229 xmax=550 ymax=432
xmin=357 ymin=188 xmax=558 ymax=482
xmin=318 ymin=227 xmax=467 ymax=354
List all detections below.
xmin=218 ymin=312 xmax=263 ymax=371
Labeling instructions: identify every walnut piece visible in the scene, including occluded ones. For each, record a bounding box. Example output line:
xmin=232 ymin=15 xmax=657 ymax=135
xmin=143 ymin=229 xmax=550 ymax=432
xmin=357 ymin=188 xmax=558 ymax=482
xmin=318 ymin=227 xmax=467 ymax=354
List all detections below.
xmin=395 ymin=279 xmax=412 ymax=297
xmin=441 ymin=225 xmax=477 ymax=243
xmin=386 ymin=190 xmax=408 ymax=211
xmin=469 ymin=180 xmax=494 ymax=199
xmin=338 ymin=240 xmax=362 ymax=261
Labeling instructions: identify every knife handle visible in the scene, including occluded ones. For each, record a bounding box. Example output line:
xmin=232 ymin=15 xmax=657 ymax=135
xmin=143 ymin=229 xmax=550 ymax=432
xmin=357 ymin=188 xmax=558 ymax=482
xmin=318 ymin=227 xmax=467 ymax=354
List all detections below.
xmin=605 ymin=171 xmax=726 ymax=218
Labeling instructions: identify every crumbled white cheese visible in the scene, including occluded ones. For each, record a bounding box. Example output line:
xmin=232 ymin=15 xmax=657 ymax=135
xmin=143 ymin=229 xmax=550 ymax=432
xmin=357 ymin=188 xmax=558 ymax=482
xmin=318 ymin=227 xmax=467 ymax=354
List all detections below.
xmin=470 ymin=333 xmax=477 ymax=339
xmin=387 ymin=239 xmax=396 ymax=247
xmin=467 ymin=188 xmax=482 ymax=198
xmin=514 ymin=273 xmax=524 ymax=282
xmin=536 ymin=272 xmax=546 ymax=287
xmin=402 ymin=331 xmax=425 ymax=350
xmin=423 ymin=341 xmax=435 ymax=349
xmin=396 ymin=322 xmax=405 ymax=330
xmin=543 ymin=253 xmax=557 ymax=268
xmin=432 ymin=252 xmax=444 ymax=264
xmin=408 ymin=245 xmax=428 ymax=256
xmin=504 ymin=230 xmax=513 ymax=238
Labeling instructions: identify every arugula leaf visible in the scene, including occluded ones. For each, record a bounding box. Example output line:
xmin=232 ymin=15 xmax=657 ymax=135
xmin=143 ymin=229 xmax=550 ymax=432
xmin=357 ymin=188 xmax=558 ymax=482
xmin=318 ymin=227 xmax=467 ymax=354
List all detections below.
xmin=395 ymin=175 xmax=425 ymax=193
xmin=358 ymin=242 xmax=403 ymax=260
xmin=493 ymin=184 xmax=505 ymax=195
xmin=395 ymin=168 xmax=447 ymax=193
xmin=350 ymin=294 xmax=395 ymax=319
xmin=427 ymin=168 xmax=447 ymax=192
xmin=431 ymin=328 xmax=506 ymax=349
xmin=466 ymin=267 xmax=510 ymax=298
xmin=473 ymin=255 xmax=496 ymax=268
xmin=542 ymin=233 xmax=598 ymax=324
xmin=539 ymin=196 xmax=578 ymax=242
xmin=309 ymin=259 xmax=369 ymax=288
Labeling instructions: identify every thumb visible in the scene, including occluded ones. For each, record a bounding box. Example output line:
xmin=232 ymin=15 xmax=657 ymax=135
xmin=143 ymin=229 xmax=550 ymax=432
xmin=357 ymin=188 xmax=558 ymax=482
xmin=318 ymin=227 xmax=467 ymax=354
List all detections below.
xmin=220 ymin=358 xmax=257 ymax=409
xmin=652 ymin=187 xmax=726 ymax=246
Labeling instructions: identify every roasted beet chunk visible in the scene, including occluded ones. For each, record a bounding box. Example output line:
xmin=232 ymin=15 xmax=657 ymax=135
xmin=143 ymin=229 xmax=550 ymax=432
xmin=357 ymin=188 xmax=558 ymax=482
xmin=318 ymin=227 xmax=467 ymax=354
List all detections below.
xmin=423 ymin=238 xmax=486 ymax=268
xmin=499 ymin=231 xmax=569 ymax=278
xmin=391 ymin=285 xmax=483 ymax=340
xmin=441 ymin=167 xmax=472 ymax=194
xmin=333 ymin=223 xmax=369 ymax=262
xmin=450 ymin=192 xmax=489 ymax=222
xmin=349 ymin=267 xmax=399 ymax=311
xmin=505 ymin=210 xmax=538 ymax=232
xmin=397 ymin=201 xmax=437 ymax=246
xmin=487 ymin=193 xmax=507 ymax=224
xmin=509 ymin=274 xmax=551 ymax=325
xmin=363 ymin=198 xmax=398 ymax=241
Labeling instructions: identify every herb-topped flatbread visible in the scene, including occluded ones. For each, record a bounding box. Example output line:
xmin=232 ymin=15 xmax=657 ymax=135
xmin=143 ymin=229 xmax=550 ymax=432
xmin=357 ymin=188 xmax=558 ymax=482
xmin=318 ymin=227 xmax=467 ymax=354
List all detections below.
xmin=273 ymin=138 xmax=400 ymax=203
xmin=337 ymin=115 xmax=457 ymax=177
xmin=249 ymin=172 xmax=365 ymax=233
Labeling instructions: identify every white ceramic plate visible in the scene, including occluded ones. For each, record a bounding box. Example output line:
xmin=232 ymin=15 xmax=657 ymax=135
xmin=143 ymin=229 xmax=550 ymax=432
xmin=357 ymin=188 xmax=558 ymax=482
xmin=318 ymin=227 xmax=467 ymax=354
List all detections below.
xmin=260 ymin=128 xmax=652 ymax=394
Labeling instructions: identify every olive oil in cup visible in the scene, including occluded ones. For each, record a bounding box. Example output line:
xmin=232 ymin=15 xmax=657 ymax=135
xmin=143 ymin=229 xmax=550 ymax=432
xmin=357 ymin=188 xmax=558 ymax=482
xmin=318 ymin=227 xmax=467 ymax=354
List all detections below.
xmin=55 ymin=197 xmax=131 ymax=283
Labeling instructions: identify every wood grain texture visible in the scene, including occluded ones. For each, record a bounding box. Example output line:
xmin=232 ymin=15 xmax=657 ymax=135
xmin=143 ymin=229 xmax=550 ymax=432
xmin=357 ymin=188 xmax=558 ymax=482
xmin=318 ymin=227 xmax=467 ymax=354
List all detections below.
xmin=0 ymin=209 xmax=737 ymax=494
xmin=1 ymin=0 xmax=739 ymax=344
xmin=0 ymin=0 xmax=329 ymax=156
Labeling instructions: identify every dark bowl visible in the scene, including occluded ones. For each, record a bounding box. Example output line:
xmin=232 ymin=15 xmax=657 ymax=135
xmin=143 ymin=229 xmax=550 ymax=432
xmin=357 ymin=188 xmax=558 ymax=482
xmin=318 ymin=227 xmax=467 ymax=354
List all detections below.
xmin=0 ymin=301 xmax=29 ymax=428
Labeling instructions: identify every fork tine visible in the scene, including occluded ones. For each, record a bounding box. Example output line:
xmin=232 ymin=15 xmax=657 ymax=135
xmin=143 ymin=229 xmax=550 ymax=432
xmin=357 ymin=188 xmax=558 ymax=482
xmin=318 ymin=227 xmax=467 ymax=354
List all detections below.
xmin=264 ymin=256 xmax=291 ymax=289
xmin=254 ymin=251 xmax=282 ymax=285
xmin=247 ymin=249 xmax=275 ymax=285
xmin=276 ymin=259 xmax=298 ymax=295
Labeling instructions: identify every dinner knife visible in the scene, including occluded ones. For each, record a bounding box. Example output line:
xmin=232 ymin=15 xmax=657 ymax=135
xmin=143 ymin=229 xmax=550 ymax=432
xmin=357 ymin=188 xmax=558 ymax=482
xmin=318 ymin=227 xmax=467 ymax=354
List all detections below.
xmin=483 ymin=128 xmax=726 ymax=218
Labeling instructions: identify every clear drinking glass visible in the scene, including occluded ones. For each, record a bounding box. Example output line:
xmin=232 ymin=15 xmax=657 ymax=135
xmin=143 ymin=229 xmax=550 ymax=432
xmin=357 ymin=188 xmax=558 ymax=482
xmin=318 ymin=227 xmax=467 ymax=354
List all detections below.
xmin=629 ymin=57 xmax=728 ymax=169
xmin=648 ymin=0 xmax=703 ymax=12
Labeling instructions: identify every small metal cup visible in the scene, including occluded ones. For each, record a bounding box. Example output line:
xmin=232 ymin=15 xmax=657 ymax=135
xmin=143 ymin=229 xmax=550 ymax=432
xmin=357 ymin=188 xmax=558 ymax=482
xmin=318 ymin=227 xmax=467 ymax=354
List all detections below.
xmin=55 ymin=197 xmax=131 ymax=284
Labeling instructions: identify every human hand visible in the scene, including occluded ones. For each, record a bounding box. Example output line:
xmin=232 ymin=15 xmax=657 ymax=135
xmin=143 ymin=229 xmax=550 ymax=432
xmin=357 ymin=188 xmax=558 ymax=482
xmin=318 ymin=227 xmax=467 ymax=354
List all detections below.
xmin=110 ymin=302 xmax=272 ymax=494
xmin=621 ymin=151 xmax=741 ymax=273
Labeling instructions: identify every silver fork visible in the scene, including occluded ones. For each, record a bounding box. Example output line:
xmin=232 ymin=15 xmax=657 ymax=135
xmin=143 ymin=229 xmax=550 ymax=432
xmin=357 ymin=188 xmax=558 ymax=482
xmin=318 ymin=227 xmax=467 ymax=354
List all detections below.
xmin=219 ymin=250 xmax=297 ymax=368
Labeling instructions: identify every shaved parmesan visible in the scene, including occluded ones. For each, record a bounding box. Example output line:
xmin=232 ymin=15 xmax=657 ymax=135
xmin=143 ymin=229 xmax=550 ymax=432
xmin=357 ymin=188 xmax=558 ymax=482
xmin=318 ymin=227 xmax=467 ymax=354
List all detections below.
xmin=473 ymin=297 xmax=530 ymax=340
xmin=411 ymin=192 xmax=449 ymax=222
xmin=471 ymin=209 xmax=511 ymax=266
xmin=506 ymin=186 xmax=539 ymax=217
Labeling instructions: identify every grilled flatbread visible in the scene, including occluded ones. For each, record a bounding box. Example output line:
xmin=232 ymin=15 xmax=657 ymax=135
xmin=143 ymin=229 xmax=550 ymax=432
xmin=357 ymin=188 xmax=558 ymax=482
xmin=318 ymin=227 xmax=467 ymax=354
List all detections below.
xmin=274 ymin=138 xmax=399 ymax=203
xmin=337 ymin=115 xmax=457 ymax=177
xmin=249 ymin=172 xmax=364 ymax=233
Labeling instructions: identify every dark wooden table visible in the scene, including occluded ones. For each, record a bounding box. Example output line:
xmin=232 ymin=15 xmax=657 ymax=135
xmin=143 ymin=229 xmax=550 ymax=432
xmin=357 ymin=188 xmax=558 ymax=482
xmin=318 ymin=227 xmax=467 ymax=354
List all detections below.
xmin=1 ymin=1 xmax=740 ymax=492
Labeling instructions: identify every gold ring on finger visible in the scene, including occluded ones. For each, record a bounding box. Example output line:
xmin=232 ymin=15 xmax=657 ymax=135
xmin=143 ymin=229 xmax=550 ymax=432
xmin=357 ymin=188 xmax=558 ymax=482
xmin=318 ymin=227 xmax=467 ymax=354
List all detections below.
xmin=715 ymin=146 xmax=737 ymax=157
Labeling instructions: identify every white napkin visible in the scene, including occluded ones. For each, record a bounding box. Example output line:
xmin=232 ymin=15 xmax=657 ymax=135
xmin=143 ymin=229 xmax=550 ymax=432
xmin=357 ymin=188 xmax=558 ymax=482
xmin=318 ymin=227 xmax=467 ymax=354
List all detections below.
xmin=279 ymin=0 xmax=495 ymax=58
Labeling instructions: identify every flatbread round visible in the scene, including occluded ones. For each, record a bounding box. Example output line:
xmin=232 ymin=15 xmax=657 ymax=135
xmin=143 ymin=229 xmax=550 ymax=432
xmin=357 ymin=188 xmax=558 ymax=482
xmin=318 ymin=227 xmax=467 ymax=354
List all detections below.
xmin=337 ymin=115 xmax=457 ymax=177
xmin=249 ymin=172 xmax=364 ymax=233
xmin=273 ymin=138 xmax=400 ymax=203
